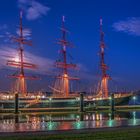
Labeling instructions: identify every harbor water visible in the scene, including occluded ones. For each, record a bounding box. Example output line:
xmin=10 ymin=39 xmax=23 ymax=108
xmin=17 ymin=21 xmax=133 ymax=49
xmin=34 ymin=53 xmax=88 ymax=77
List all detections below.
xmin=0 ymin=111 xmax=139 ymax=132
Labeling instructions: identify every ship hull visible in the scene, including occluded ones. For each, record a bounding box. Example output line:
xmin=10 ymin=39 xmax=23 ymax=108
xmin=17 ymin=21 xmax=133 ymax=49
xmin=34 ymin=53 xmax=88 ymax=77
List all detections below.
xmin=85 ymin=95 xmax=131 ymax=106
xmin=0 ymin=94 xmax=132 ymax=110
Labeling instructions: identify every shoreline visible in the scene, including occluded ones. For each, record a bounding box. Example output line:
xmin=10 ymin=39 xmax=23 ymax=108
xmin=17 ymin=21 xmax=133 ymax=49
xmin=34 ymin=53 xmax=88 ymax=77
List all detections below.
xmin=0 ymin=125 xmax=140 ymax=140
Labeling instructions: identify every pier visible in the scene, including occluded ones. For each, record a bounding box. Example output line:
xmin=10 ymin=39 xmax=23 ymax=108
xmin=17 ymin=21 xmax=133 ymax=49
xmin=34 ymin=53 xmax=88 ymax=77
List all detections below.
xmin=1 ymin=105 xmax=140 ymax=113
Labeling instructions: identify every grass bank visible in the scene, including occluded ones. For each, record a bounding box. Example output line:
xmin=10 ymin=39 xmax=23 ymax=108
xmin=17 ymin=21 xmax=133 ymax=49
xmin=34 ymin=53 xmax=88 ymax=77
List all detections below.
xmin=1 ymin=127 xmax=140 ymax=140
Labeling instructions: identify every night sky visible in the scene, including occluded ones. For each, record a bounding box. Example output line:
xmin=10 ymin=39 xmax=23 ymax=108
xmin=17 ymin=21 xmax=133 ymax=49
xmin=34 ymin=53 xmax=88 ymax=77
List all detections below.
xmin=0 ymin=0 xmax=139 ymax=92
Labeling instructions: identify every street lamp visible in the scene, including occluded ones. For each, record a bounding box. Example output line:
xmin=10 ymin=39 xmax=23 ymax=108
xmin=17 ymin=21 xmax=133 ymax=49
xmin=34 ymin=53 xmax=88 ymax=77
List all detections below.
xmin=49 ymin=98 xmax=52 ymax=108
xmin=132 ymin=96 xmax=136 ymax=105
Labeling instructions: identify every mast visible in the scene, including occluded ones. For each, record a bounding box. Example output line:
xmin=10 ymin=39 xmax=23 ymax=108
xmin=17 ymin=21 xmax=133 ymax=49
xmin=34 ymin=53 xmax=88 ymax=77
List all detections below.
xmin=7 ymin=11 xmax=38 ymax=96
xmin=61 ymin=16 xmax=68 ymax=75
xmin=99 ymin=18 xmax=111 ymax=98
xmin=55 ymin=16 xmax=79 ymax=97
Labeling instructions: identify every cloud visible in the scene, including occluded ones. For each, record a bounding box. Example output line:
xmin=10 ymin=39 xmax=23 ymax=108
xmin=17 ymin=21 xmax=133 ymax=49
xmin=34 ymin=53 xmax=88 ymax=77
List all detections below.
xmin=18 ymin=0 xmax=50 ymax=20
xmin=0 ymin=45 xmax=95 ymax=82
xmin=0 ymin=45 xmax=98 ymax=91
xmin=113 ymin=17 xmax=140 ymax=36
xmin=0 ymin=24 xmax=32 ymax=43
xmin=25 ymin=50 xmax=54 ymax=74
xmin=0 ymin=45 xmax=54 ymax=74
xmin=16 ymin=28 xmax=32 ymax=38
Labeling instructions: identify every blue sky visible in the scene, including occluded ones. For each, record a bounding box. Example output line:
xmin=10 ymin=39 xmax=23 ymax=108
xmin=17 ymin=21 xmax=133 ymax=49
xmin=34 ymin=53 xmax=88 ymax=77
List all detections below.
xmin=0 ymin=0 xmax=139 ymax=92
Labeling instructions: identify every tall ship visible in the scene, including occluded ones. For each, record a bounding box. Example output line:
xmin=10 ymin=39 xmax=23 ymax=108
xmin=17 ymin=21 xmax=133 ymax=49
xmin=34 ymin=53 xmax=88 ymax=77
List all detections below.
xmin=0 ymin=15 xmax=134 ymax=111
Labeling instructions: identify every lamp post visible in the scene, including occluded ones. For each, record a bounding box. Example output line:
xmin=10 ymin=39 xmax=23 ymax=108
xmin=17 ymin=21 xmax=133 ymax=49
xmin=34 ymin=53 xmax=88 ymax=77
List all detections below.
xmin=15 ymin=92 xmax=19 ymax=114
xmin=80 ymin=93 xmax=84 ymax=112
xmin=133 ymin=96 xmax=136 ymax=109
xmin=49 ymin=98 xmax=52 ymax=108
xmin=110 ymin=94 xmax=115 ymax=120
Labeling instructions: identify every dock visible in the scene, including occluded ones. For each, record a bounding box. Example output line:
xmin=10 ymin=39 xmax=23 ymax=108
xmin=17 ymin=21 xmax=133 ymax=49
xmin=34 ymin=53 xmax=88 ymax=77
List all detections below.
xmin=0 ymin=105 xmax=140 ymax=113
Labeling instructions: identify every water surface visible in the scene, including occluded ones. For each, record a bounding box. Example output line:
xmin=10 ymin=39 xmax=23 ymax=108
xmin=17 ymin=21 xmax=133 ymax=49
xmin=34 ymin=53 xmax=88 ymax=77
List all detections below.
xmin=0 ymin=111 xmax=139 ymax=132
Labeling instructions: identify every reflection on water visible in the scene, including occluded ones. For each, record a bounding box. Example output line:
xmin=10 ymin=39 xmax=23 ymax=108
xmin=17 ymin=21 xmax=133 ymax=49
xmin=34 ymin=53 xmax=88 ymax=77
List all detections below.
xmin=0 ymin=111 xmax=139 ymax=132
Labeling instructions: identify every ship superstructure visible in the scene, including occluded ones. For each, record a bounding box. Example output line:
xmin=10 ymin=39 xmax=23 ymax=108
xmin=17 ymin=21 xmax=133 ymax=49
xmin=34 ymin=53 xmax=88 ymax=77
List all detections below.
xmin=7 ymin=11 xmax=37 ymax=96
